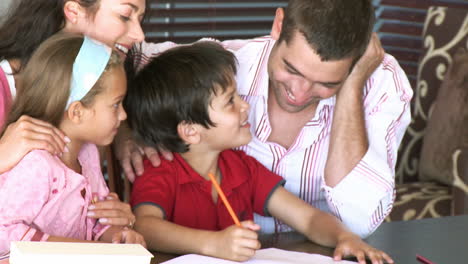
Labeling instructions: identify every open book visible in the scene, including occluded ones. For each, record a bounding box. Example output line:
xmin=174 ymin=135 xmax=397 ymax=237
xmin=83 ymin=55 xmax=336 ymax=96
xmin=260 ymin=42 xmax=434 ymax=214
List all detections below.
xmin=9 ymin=242 xmax=153 ymax=264
xmin=162 ymin=248 xmax=357 ymax=264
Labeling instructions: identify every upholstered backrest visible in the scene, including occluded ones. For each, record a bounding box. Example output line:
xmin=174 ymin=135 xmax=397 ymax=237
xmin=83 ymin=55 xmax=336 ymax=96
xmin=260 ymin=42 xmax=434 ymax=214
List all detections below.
xmin=395 ymin=6 xmax=468 ymax=184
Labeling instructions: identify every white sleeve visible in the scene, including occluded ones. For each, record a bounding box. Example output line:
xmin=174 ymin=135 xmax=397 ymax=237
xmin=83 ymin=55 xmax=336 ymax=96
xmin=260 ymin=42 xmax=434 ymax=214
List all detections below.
xmin=322 ymin=54 xmax=413 ymax=238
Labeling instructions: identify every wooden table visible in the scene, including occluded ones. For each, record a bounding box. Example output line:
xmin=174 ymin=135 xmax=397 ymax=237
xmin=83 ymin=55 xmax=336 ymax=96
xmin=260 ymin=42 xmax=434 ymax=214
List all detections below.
xmin=151 ymin=215 xmax=468 ymax=263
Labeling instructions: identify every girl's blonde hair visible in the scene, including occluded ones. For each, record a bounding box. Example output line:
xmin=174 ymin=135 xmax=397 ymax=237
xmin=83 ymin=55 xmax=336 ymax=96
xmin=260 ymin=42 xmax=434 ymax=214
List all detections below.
xmin=4 ymin=33 xmax=121 ymax=131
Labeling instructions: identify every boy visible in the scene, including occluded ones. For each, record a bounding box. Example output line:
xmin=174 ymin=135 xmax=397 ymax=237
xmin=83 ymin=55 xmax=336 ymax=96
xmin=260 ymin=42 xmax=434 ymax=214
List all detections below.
xmin=125 ymin=42 xmax=393 ymax=264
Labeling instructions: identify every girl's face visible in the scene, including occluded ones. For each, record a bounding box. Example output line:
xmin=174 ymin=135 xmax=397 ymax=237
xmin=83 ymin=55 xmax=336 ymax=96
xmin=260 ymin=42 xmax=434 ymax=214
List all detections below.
xmin=81 ymin=65 xmax=128 ymax=146
xmin=67 ymin=0 xmax=146 ymax=57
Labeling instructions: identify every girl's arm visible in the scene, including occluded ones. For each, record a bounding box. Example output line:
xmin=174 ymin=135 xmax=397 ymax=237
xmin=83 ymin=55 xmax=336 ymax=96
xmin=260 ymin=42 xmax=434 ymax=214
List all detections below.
xmin=267 ymin=187 xmax=393 ymax=264
xmin=134 ymin=204 xmax=260 ymax=262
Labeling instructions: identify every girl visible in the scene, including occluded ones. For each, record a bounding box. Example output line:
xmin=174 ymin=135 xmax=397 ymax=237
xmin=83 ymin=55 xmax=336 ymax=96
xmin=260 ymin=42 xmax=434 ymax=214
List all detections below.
xmin=0 ymin=33 xmax=145 ymax=259
xmin=0 ymin=0 xmax=146 ymax=226
xmin=0 ymin=0 xmax=145 ymax=171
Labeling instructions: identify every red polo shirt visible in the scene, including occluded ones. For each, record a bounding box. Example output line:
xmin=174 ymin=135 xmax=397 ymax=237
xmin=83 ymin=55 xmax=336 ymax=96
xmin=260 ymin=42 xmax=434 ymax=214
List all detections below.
xmin=131 ymin=150 xmax=285 ymax=231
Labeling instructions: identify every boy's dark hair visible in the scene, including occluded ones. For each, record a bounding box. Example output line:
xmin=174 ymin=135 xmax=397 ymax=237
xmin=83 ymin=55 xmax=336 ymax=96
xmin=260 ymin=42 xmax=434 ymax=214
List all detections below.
xmin=278 ymin=0 xmax=375 ymax=62
xmin=125 ymin=41 xmax=237 ymax=153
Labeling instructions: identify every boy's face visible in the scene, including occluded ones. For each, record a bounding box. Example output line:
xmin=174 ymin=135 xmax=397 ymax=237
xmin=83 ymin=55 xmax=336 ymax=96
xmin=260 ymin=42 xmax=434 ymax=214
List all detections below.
xmin=200 ymin=81 xmax=252 ymax=151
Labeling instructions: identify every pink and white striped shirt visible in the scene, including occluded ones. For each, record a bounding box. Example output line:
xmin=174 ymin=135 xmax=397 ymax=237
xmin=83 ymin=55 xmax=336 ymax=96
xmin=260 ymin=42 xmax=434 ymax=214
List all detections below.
xmin=137 ymin=36 xmax=413 ymax=237
xmin=226 ymin=36 xmax=412 ymax=237
xmin=0 ymin=143 xmax=110 ymax=259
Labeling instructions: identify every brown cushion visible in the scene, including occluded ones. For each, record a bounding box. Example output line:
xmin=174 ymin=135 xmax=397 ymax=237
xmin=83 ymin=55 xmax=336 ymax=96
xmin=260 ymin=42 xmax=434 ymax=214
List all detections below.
xmin=419 ymin=48 xmax=468 ymax=185
xmin=387 ymin=182 xmax=452 ymax=222
xmin=395 ymin=7 xmax=468 ymax=184
xmin=452 ymin=147 xmax=468 ymax=214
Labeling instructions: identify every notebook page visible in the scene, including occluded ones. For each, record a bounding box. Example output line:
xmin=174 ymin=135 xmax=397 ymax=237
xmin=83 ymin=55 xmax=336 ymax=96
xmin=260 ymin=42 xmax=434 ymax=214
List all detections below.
xmin=162 ymin=248 xmax=357 ymax=264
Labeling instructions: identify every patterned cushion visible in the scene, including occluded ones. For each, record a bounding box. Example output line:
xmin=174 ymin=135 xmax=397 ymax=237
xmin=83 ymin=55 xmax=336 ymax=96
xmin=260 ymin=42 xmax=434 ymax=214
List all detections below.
xmin=387 ymin=182 xmax=452 ymax=222
xmin=452 ymin=148 xmax=468 ymax=214
xmin=418 ymin=8 xmax=468 ymax=185
xmin=395 ymin=6 xmax=468 ymax=184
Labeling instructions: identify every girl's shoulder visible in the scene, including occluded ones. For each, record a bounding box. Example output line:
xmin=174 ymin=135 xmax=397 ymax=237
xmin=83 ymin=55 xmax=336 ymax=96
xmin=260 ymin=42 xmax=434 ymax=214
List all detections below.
xmin=0 ymin=149 xmax=61 ymax=186
xmin=19 ymin=149 xmax=60 ymax=168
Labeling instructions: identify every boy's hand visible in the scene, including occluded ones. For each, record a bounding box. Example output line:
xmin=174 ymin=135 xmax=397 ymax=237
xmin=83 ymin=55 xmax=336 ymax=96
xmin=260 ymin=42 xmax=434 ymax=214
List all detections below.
xmin=333 ymin=233 xmax=394 ymax=264
xmin=111 ymin=227 xmax=147 ymax=247
xmin=207 ymin=220 xmax=261 ymax=262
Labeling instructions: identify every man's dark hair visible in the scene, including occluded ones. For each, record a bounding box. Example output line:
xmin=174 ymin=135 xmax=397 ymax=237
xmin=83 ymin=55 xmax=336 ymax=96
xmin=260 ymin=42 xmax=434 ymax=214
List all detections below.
xmin=125 ymin=41 xmax=237 ymax=153
xmin=278 ymin=0 xmax=375 ymax=61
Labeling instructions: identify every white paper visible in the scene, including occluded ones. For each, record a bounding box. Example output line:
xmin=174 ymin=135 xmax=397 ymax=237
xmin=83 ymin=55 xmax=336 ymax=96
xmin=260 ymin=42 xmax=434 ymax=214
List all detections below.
xmin=10 ymin=242 xmax=153 ymax=264
xmin=162 ymin=248 xmax=357 ymax=264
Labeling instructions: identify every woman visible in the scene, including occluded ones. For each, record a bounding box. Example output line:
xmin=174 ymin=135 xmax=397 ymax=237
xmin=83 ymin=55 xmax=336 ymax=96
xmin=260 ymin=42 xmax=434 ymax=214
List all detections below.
xmin=0 ymin=0 xmax=146 ymax=226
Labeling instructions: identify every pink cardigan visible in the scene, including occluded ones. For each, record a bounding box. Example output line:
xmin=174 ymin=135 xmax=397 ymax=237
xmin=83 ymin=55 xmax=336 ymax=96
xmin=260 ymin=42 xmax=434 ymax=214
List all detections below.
xmin=0 ymin=143 xmax=110 ymax=258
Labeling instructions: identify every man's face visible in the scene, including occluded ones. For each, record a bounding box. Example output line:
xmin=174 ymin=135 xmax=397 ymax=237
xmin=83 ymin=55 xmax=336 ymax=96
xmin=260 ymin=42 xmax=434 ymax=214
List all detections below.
xmin=267 ymin=31 xmax=354 ymax=113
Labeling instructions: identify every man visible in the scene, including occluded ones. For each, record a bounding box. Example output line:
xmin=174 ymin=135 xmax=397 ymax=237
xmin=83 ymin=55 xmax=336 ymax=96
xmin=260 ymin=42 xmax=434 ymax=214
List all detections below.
xmin=117 ymin=0 xmax=412 ymax=238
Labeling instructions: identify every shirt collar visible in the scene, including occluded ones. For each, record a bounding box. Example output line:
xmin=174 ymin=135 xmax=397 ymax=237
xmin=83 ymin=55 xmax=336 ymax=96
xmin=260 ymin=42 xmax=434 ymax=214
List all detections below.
xmin=174 ymin=151 xmax=248 ymax=196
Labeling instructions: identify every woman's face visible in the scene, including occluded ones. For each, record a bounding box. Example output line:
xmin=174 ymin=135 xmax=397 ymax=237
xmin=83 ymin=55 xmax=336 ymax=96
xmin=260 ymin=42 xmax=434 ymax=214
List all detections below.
xmin=67 ymin=0 xmax=146 ymax=57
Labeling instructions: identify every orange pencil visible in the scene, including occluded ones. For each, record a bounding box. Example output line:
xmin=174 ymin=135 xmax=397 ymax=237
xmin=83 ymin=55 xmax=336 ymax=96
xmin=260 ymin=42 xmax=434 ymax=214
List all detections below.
xmin=208 ymin=173 xmax=241 ymax=227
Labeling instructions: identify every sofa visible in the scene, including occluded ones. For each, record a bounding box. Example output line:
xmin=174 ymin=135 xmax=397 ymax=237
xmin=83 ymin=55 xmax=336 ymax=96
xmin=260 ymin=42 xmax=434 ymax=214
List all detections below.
xmin=102 ymin=5 xmax=468 ymax=223
xmin=386 ymin=6 xmax=468 ymax=221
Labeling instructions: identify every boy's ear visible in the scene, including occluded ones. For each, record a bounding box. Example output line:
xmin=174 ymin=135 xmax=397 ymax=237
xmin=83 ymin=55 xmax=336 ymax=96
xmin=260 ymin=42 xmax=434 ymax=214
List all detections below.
xmin=63 ymin=1 xmax=85 ymax=24
xmin=65 ymin=101 xmax=85 ymax=124
xmin=177 ymin=122 xmax=201 ymax=145
xmin=271 ymin=8 xmax=285 ymax=40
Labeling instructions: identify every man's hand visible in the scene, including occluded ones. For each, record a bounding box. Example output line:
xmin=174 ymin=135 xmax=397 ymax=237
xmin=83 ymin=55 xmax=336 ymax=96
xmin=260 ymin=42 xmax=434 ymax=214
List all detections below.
xmin=0 ymin=115 xmax=69 ymax=173
xmin=333 ymin=233 xmax=393 ymax=264
xmin=348 ymin=33 xmax=385 ymax=85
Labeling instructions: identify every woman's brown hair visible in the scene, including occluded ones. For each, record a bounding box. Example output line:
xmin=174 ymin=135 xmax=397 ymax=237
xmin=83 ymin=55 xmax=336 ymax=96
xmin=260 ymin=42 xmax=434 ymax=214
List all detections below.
xmin=3 ymin=33 xmax=121 ymax=132
xmin=0 ymin=0 xmax=102 ymax=73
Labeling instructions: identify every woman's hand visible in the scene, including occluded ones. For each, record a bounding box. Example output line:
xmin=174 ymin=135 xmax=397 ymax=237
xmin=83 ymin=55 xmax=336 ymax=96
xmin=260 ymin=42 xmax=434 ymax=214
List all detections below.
xmin=87 ymin=193 xmax=136 ymax=227
xmin=113 ymin=123 xmax=173 ymax=182
xmin=0 ymin=115 xmax=69 ymax=173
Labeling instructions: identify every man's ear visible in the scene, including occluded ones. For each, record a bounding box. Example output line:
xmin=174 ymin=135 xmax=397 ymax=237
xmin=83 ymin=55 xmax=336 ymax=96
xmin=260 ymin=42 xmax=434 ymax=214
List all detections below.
xmin=63 ymin=1 xmax=85 ymax=25
xmin=66 ymin=101 xmax=85 ymax=124
xmin=271 ymin=8 xmax=285 ymax=40
xmin=177 ymin=122 xmax=201 ymax=145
